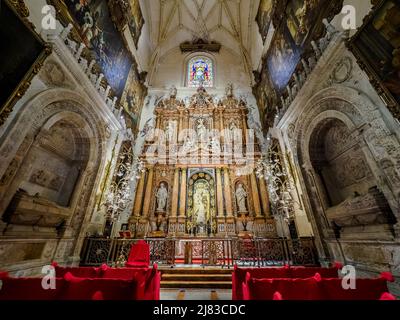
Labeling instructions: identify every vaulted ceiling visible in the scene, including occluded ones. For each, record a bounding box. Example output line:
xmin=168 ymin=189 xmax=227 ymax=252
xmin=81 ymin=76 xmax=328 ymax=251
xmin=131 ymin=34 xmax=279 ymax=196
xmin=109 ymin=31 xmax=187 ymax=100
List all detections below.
xmin=141 ymin=0 xmax=261 ymax=83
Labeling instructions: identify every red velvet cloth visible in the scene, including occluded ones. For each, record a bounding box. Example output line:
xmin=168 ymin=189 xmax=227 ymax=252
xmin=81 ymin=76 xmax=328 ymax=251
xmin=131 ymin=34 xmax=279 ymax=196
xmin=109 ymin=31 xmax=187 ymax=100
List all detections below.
xmin=242 ymin=275 xmax=393 ymax=300
xmin=318 ymin=278 xmax=390 ymax=300
xmin=125 ymin=240 xmax=150 ymax=268
xmin=42 ymin=264 xmax=161 ymax=300
xmin=55 ymin=266 xmax=100 ymax=278
xmin=0 ymin=278 xmax=66 ymax=300
xmin=61 ymin=272 xmax=138 ymax=300
xmin=232 ymin=265 xmax=339 ymax=300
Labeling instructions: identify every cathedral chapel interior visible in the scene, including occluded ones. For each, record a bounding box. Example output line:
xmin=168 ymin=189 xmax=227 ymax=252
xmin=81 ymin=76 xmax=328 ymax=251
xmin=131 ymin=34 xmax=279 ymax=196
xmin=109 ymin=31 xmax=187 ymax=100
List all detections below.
xmin=0 ymin=0 xmax=400 ymax=301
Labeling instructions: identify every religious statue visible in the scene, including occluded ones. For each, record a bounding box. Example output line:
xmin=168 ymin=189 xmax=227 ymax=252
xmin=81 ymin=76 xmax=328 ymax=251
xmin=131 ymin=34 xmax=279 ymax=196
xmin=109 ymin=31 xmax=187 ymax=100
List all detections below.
xmin=209 ymin=136 xmax=221 ymax=154
xmin=196 ymin=118 xmax=207 ymax=142
xmin=229 ymin=121 xmax=240 ymax=143
xmin=225 ymin=83 xmax=233 ymax=97
xmin=155 ymin=183 xmax=168 ymax=211
xmin=236 ymin=183 xmax=248 ymax=212
xmin=165 ymin=122 xmax=175 ymax=142
xmin=182 ymin=135 xmax=196 ymax=153
xmin=169 ymin=85 xmax=177 ymax=98
xmin=193 ymin=182 xmax=209 ymax=227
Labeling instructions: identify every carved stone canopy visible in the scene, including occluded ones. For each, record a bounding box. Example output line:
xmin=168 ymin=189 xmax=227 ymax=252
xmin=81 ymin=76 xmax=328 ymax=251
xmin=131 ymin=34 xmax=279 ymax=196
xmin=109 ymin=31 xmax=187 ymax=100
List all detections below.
xmin=180 ymin=39 xmax=221 ymax=53
xmin=189 ymin=86 xmax=215 ymax=109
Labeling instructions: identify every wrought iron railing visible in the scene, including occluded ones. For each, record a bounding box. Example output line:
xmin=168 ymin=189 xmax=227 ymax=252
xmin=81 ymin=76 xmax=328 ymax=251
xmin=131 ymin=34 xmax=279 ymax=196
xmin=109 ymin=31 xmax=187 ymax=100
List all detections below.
xmin=80 ymin=237 xmax=319 ymax=267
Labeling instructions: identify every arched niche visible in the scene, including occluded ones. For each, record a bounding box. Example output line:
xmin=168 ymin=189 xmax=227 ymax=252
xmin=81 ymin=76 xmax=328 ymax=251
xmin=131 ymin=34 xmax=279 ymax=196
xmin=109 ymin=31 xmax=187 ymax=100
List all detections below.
xmin=187 ymin=172 xmax=216 ymax=236
xmin=308 ymin=118 xmax=375 ymax=207
xmin=294 ymin=95 xmax=397 ymax=242
xmin=0 ymin=88 xmax=108 ymax=263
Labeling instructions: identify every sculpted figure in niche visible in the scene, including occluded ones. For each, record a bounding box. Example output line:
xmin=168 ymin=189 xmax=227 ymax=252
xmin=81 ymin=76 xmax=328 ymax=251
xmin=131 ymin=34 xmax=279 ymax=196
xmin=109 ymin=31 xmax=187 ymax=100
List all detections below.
xmin=196 ymin=118 xmax=208 ymax=142
xmin=0 ymin=159 xmax=19 ymax=185
xmin=236 ymin=183 xmax=248 ymax=212
xmin=156 ymin=183 xmax=168 ymax=212
xmin=165 ymin=122 xmax=175 ymax=142
xmin=193 ymin=182 xmax=210 ymax=226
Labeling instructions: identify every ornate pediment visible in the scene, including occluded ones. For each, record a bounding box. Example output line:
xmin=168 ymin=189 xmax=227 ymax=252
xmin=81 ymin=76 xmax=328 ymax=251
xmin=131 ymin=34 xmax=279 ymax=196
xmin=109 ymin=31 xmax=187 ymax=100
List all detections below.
xmin=180 ymin=39 xmax=221 ymax=53
xmin=188 ymin=87 xmax=215 ymax=109
xmin=156 ymin=97 xmax=185 ymax=111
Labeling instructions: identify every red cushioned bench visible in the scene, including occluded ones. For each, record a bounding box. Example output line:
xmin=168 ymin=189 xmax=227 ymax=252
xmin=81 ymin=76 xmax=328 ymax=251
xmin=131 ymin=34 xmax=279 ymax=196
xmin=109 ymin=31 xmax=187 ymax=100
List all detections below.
xmin=232 ymin=264 xmax=341 ymax=300
xmin=242 ymin=272 xmax=396 ymax=300
xmin=53 ymin=263 xmax=160 ymax=300
xmin=0 ymin=264 xmax=160 ymax=300
xmin=0 ymin=275 xmax=139 ymax=300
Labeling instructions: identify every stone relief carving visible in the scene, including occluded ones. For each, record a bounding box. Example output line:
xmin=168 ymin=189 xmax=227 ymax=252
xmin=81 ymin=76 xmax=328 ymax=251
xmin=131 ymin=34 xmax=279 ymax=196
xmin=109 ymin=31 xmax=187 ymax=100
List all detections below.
xmin=380 ymin=159 xmax=400 ymax=190
xmin=0 ymin=159 xmax=19 ymax=186
xmin=324 ymin=123 xmax=352 ymax=159
xmin=328 ymin=56 xmax=353 ymax=85
xmin=39 ymin=60 xmax=69 ymax=88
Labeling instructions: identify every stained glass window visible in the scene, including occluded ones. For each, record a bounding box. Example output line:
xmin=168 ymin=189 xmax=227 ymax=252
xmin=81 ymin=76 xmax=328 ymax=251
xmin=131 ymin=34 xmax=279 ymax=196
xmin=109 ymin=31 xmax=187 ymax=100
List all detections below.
xmin=187 ymin=57 xmax=214 ymax=88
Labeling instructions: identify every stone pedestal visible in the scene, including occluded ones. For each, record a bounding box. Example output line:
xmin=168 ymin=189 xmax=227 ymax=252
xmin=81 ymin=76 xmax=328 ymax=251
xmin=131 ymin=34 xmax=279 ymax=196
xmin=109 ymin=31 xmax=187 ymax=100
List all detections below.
xmin=216 ymin=217 xmax=227 ymax=236
xmin=136 ymin=218 xmax=149 ymax=238
xmin=176 ymin=217 xmax=187 ymax=236
xmin=225 ymin=217 xmax=236 ymax=236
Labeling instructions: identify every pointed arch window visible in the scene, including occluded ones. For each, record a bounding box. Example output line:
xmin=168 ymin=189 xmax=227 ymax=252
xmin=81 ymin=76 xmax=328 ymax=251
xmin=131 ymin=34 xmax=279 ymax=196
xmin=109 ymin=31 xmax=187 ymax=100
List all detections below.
xmin=187 ymin=56 xmax=214 ymax=88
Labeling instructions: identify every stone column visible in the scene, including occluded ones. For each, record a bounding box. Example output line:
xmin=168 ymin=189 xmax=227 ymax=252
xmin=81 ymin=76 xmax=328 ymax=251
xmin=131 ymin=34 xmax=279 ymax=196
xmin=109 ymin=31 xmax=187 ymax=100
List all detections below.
xmin=179 ymin=168 xmax=187 ymax=217
xmin=250 ymin=172 xmax=262 ymax=218
xmin=133 ymin=170 xmax=146 ymax=216
xmin=223 ymin=168 xmax=233 ymax=217
xmin=171 ymin=168 xmax=180 ymax=217
xmin=259 ymin=177 xmax=271 ymax=217
xmin=142 ymin=167 xmax=154 ymax=217
xmin=216 ymin=168 xmax=224 ymax=217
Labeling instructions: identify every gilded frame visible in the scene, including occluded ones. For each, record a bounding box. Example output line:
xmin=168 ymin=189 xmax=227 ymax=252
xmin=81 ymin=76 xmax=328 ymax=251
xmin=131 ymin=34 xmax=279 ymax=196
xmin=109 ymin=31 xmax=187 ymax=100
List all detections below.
xmin=347 ymin=0 xmax=400 ymax=120
xmin=0 ymin=0 xmax=52 ymax=126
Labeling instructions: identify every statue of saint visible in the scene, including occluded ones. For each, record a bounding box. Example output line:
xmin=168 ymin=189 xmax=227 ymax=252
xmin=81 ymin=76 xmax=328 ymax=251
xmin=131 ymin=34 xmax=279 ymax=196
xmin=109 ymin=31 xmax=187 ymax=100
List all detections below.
xmin=155 ymin=183 xmax=168 ymax=211
xmin=196 ymin=118 xmax=207 ymax=142
xmin=225 ymin=83 xmax=233 ymax=97
xmin=209 ymin=136 xmax=221 ymax=154
xmin=235 ymin=183 xmax=248 ymax=212
xmin=169 ymin=85 xmax=177 ymax=98
xmin=165 ymin=122 xmax=175 ymax=142
xmin=194 ymin=183 xmax=209 ymax=225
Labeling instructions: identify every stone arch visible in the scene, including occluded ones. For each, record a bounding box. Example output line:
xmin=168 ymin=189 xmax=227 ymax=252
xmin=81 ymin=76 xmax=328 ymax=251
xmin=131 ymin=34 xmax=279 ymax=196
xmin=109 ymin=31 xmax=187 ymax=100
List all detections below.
xmin=290 ymin=85 xmax=397 ymax=257
xmin=0 ymin=88 xmax=111 ymax=263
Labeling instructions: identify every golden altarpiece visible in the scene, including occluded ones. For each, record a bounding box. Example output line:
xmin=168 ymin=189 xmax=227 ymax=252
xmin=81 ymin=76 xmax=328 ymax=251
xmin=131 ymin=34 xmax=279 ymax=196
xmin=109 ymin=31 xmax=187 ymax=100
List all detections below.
xmin=129 ymin=87 xmax=276 ymax=239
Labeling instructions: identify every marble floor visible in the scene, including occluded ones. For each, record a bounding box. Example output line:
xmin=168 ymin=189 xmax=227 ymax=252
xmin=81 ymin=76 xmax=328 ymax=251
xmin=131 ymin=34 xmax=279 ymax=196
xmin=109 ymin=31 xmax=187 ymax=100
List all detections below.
xmin=160 ymin=289 xmax=232 ymax=300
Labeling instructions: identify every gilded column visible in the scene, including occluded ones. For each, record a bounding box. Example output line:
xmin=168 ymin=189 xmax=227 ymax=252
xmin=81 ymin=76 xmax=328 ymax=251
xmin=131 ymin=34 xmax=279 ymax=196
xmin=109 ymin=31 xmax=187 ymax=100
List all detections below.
xmin=216 ymin=168 xmax=224 ymax=217
xmin=179 ymin=168 xmax=187 ymax=217
xmin=219 ymin=111 xmax=225 ymax=144
xmin=171 ymin=168 xmax=180 ymax=217
xmin=156 ymin=115 xmax=162 ymax=130
xmin=242 ymin=110 xmax=248 ymax=144
xmin=142 ymin=167 xmax=154 ymax=217
xmin=259 ymin=177 xmax=271 ymax=217
xmin=223 ymin=168 xmax=233 ymax=217
xmin=178 ymin=111 xmax=183 ymax=134
xmin=133 ymin=170 xmax=146 ymax=216
xmin=250 ymin=172 xmax=262 ymax=218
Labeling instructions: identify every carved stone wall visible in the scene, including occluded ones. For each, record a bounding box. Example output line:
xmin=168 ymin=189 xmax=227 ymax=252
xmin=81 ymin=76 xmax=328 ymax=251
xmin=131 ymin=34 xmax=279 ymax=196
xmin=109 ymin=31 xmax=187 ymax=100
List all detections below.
xmin=0 ymin=41 xmax=123 ymax=274
xmin=276 ymin=36 xmax=400 ymax=294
